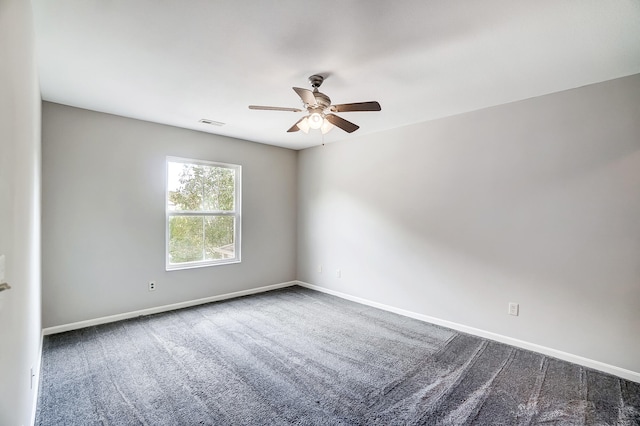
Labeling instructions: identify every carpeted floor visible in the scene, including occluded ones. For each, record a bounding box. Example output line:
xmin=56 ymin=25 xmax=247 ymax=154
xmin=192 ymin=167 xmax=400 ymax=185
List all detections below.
xmin=36 ymin=286 xmax=640 ymax=425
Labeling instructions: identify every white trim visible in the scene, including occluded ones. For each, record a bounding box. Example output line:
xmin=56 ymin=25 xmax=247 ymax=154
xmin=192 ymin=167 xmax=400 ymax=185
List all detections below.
xmin=30 ymin=331 xmax=44 ymax=426
xmin=296 ymin=281 xmax=640 ymax=384
xmin=42 ymin=281 xmax=297 ymax=336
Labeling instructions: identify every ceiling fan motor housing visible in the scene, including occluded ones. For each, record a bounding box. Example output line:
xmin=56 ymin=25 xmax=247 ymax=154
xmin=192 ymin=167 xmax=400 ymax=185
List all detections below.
xmin=307 ymin=75 xmax=331 ymax=109
xmin=313 ymin=91 xmax=331 ymax=109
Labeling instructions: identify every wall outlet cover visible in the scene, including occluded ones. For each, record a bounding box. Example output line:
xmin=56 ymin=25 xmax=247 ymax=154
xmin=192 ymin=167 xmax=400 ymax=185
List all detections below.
xmin=508 ymin=302 xmax=519 ymax=316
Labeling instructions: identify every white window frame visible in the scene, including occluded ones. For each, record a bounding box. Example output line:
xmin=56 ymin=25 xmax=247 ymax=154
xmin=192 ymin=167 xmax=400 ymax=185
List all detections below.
xmin=166 ymin=156 xmax=241 ymax=271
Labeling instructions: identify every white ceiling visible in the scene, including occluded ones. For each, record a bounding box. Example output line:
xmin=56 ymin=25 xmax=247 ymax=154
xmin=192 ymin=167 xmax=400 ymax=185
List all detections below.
xmin=32 ymin=1 xmax=640 ymax=150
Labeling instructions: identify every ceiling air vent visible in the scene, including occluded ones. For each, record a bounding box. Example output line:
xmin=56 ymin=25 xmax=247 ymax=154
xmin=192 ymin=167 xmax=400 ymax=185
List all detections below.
xmin=199 ymin=119 xmax=225 ymax=126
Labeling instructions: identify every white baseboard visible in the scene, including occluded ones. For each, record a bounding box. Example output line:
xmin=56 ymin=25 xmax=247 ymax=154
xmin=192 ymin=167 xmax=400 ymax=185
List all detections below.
xmin=296 ymin=281 xmax=640 ymax=384
xmin=42 ymin=281 xmax=297 ymax=336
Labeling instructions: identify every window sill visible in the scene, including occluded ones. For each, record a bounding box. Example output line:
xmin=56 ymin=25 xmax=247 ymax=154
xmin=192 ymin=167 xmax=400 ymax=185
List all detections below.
xmin=166 ymin=259 xmax=241 ymax=272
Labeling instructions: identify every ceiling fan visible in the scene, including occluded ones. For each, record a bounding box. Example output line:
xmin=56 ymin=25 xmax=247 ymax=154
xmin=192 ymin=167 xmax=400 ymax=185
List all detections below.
xmin=249 ymin=75 xmax=381 ymax=134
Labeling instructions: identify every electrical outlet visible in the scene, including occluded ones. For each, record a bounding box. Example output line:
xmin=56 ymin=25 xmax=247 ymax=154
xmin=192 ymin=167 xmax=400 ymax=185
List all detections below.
xmin=318 ymin=265 xmax=322 ymax=273
xmin=148 ymin=281 xmax=156 ymax=292
xmin=508 ymin=302 xmax=519 ymax=316
xmin=336 ymin=269 xmax=341 ymax=278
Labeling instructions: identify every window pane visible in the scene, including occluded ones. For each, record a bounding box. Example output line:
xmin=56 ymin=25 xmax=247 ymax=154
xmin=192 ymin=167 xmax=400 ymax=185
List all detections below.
xmin=167 ymin=163 xmax=203 ymax=211
xmin=168 ymin=162 xmax=236 ymax=212
xmin=203 ymin=167 xmax=235 ymax=211
xmin=166 ymin=157 xmax=240 ymax=270
xmin=204 ymin=216 xmax=235 ymax=260
xmin=168 ymin=216 xmax=204 ymax=263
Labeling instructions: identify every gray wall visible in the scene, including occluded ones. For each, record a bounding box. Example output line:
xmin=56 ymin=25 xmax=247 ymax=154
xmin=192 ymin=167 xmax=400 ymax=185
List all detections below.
xmin=42 ymin=103 xmax=297 ymax=327
xmin=297 ymin=74 xmax=640 ymax=374
xmin=0 ymin=0 xmax=42 ymax=424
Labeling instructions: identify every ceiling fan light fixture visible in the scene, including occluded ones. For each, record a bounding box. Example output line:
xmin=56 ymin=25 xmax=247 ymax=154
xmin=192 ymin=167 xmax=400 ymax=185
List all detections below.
xmin=308 ymin=112 xmax=323 ymax=129
xmin=320 ymin=120 xmax=334 ymax=134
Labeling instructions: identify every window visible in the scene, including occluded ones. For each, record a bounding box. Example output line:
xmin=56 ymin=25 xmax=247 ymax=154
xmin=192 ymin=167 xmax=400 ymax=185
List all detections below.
xmin=166 ymin=157 xmax=241 ymax=270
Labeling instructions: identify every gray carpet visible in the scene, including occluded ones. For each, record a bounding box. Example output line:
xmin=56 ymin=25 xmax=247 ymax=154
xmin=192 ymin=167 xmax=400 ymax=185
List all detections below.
xmin=36 ymin=286 xmax=640 ymax=425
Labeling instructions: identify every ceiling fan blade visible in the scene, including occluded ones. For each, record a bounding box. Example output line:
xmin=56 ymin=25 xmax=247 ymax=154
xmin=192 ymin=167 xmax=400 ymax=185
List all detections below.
xmin=287 ymin=116 xmax=309 ymax=133
xmin=249 ymin=105 xmax=303 ymax=112
xmin=287 ymin=121 xmax=300 ymax=133
xmin=298 ymin=117 xmax=310 ymax=133
xmin=331 ymin=101 xmax=381 ymax=112
xmin=325 ymin=114 xmax=359 ymax=133
xmin=292 ymin=87 xmax=317 ymax=106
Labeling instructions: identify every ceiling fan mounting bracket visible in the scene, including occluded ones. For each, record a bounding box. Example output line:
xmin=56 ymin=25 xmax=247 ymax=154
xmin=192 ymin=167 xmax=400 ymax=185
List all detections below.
xmin=309 ymin=75 xmax=324 ymax=89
